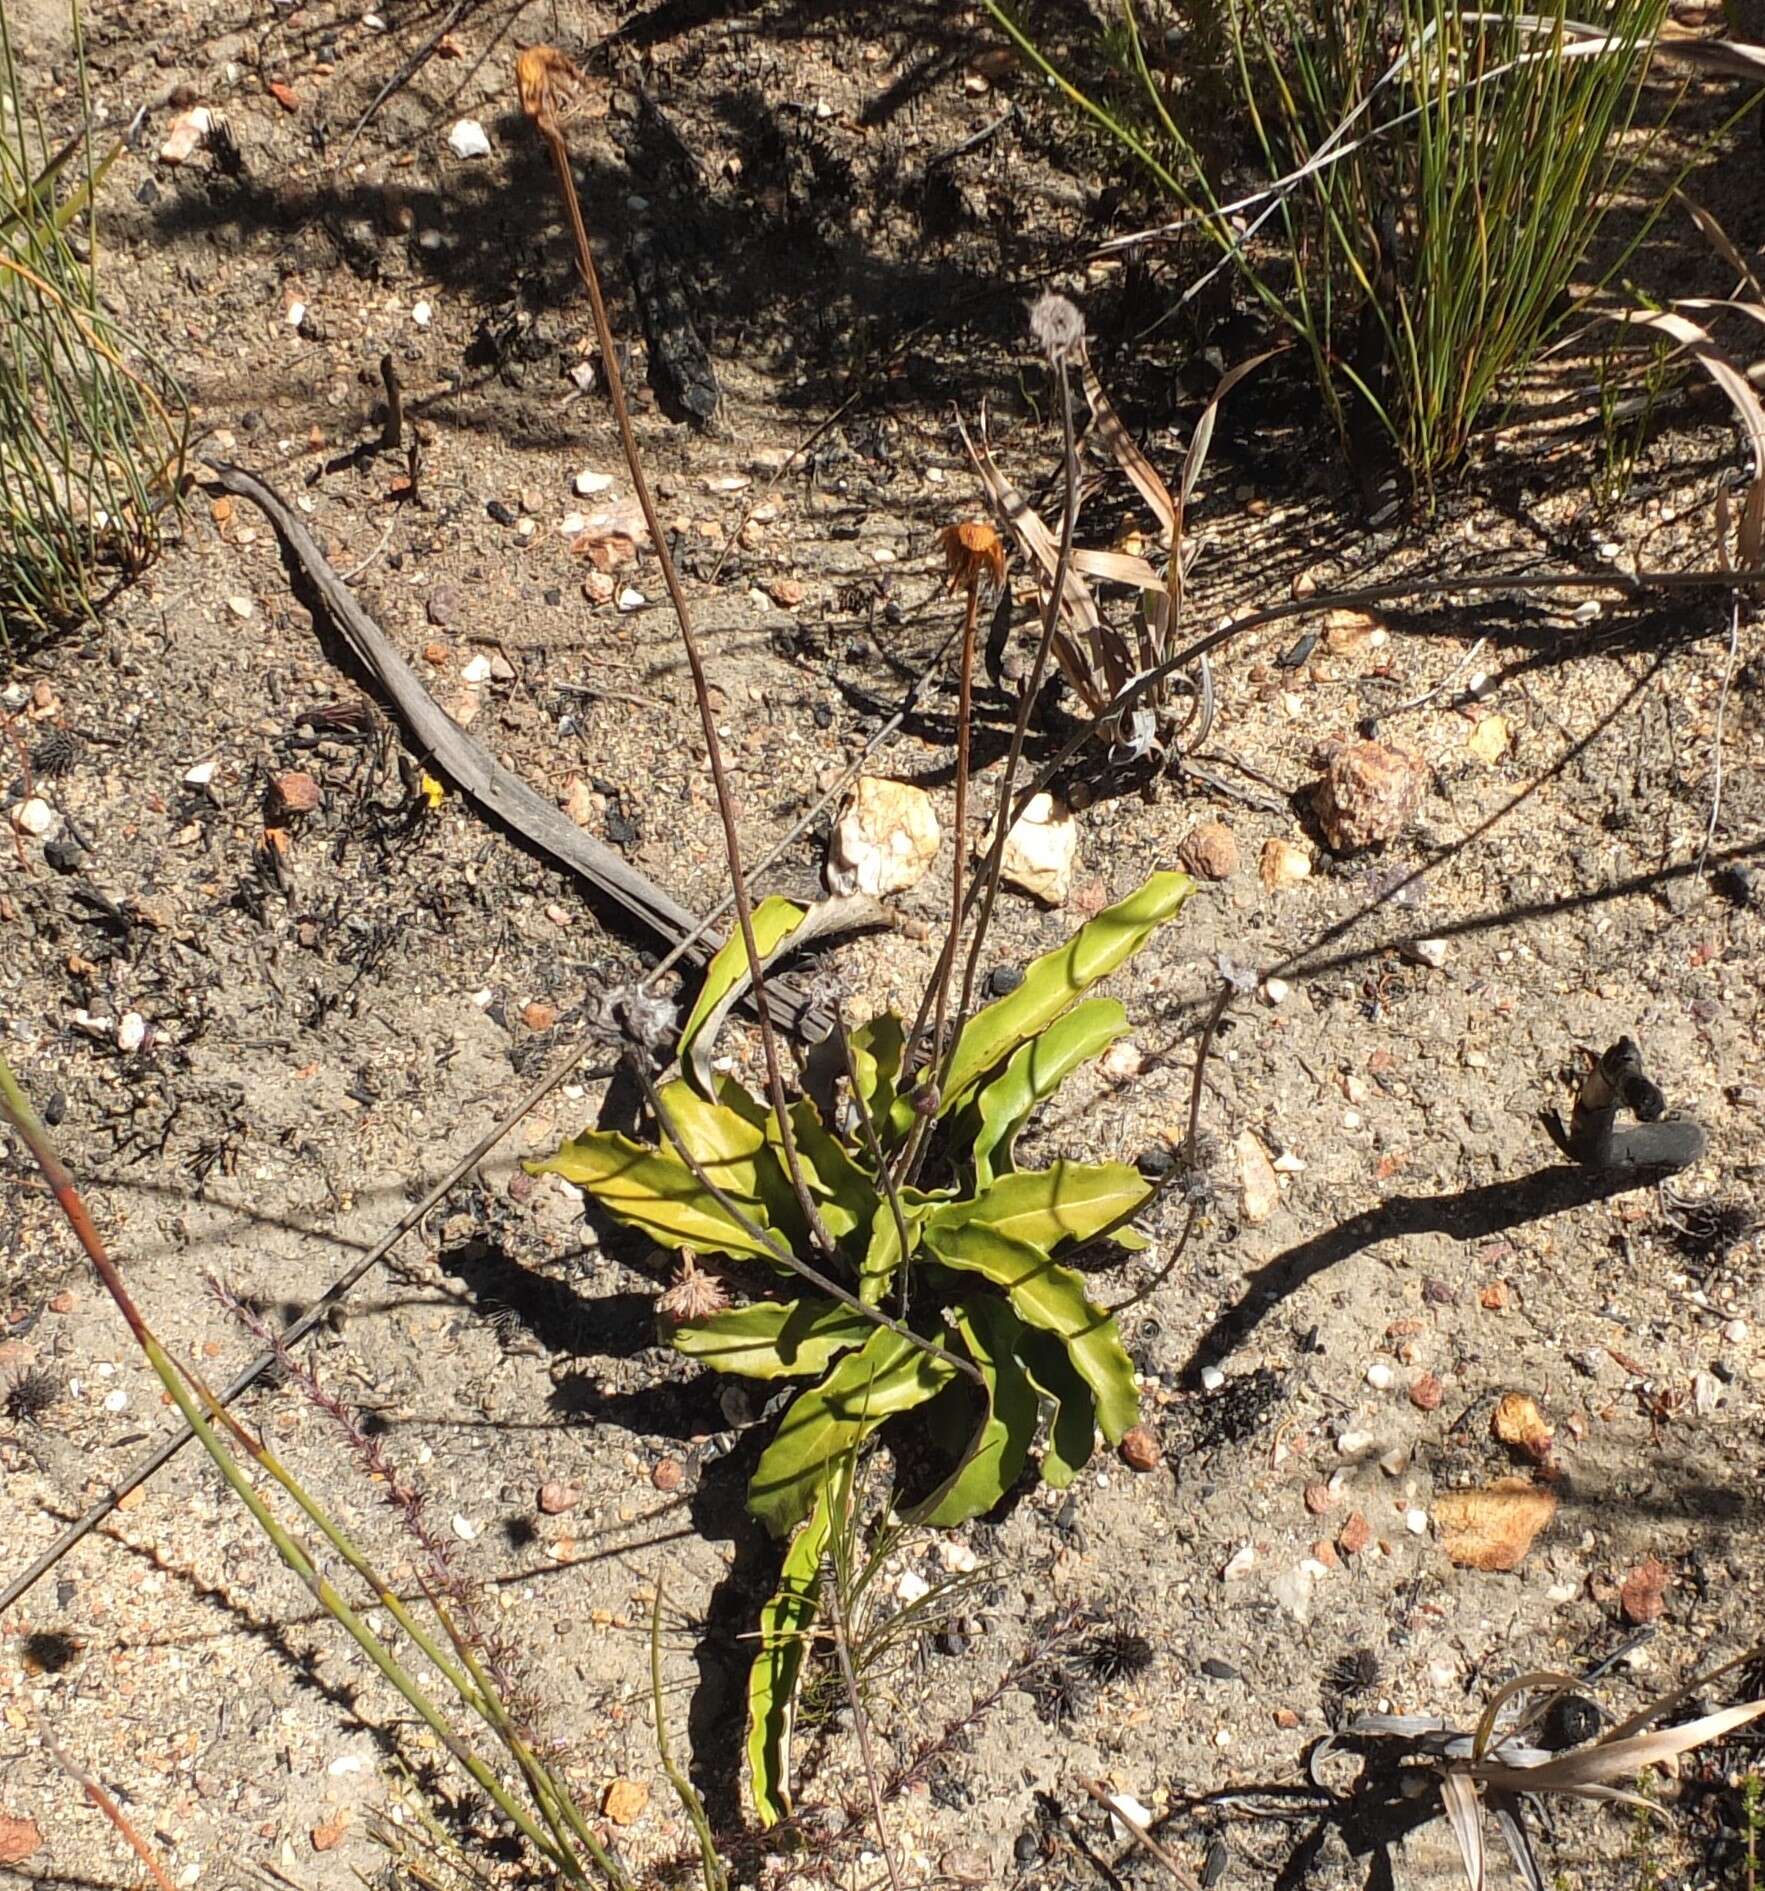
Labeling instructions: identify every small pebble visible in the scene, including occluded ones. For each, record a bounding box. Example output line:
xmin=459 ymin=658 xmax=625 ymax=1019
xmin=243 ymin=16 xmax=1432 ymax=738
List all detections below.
xmin=1405 ymin=1508 xmax=1428 ymax=1535
xmin=986 ymin=965 xmax=1024 ymax=997
xmin=1118 ymin=1425 xmax=1161 ymax=1472
xmin=447 ymin=118 xmax=491 ymax=159
xmin=116 ymin=1013 xmax=146 ymax=1054
xmin=225 ymin=595 xmax=254 ymax=620
xmin=1365 ymin=1362 xmax=1394 ymax=1391
xmin=12 ymin=798 xmax=54 ymax=837
xmin=1200 ymin=1366 xmax=1225 ymax=1392
xmin=1337 ymin=1512 xmax=1372 ymax=1556
xmin=651 ymin=1457 xmax=683 ymax=1492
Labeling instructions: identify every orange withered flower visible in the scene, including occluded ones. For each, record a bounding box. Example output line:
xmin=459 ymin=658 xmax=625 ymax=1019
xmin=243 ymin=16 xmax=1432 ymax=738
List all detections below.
xmin=939 ymin=520 xmax=1006 ymax=594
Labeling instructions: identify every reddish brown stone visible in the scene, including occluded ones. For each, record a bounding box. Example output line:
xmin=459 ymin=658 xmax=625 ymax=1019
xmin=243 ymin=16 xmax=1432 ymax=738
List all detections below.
xmin=1118 ymin=1425 xmax=1161 ymax=1472
xmin=1311 ymin=739 xmax=1425 ymax=853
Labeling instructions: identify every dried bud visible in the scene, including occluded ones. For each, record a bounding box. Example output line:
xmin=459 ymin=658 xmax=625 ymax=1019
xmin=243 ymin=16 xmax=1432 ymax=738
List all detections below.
xmin=911 ymin=1081 xmax=941 ymax=1118
xmin=1028 ymin=291 xmax=1085 ymax=366
xmin=939 ymin=520 xmax=1006 ymax=594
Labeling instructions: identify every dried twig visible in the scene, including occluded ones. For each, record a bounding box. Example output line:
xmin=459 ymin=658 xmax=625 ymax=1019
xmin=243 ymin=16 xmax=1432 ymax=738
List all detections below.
xmin=1081 ymin=1779 xmax=1200 ymax=1890
xmin=37 ymin=1715 xmax=180 ymax=1891
xmin=826 ymin=1555 xmax=904 ymax=1891
xmin=519 ymin=45 xmax=835 ymax=1256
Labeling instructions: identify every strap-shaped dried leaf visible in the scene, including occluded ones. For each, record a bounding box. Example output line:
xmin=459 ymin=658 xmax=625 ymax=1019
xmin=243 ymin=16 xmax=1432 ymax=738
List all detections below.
xmin=1438 ymin=1767 xmax=1485 ymax=1891
xmin=1079 ymin=354 xmax=1176 ymax=545
xmin=1598 ymin=302 xmax=1765 ymax=481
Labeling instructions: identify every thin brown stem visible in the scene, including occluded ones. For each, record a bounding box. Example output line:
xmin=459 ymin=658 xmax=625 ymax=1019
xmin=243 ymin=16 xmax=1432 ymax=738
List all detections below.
xmin=954 ymin=349 xmax=1078 ymax=1044
xmin=826 ymin=1556 xmax=903 ymax=1891
xmin=37 ymin=1716 xmax=181 ymax=1891
xmin=896 ymin=348 xmax=1079 ymax=1192
xmin=926 ymin=574 xmax=980 ymax=1083
xmin=524 ymin=59 xmax=834 ymax=1258
xmin=1080 ymin=1779 xmax=1200 ymax=1890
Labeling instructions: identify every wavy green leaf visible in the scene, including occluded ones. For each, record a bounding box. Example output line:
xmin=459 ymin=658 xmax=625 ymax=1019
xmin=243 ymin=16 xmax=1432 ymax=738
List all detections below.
xmin=667 ymin=1297 xmax=872 ymax=1379
xmin=748 ymin=1327 xmax=959 ymax=1536
xmin=747 ymin=1490 xmax=830 ymax=1826
xmin=968 ymin=997 xmax=1127 ymax=1184
xmin=847 ymin=1012 xmax=907 ymax=1150
xmin=933 ymin=1159 xmax=1151 ymax=1254
xmin=940 ymin=872 xmax=1193 ymax=1114
xmin=680 ymin=896 xmax=809 ymax=1095
xmin=785 ymin=1099 xmax=877 ymax=1244
xmin=1017 ymin=1326 xmax=1097 ymax=1488
xmin=527 ymin=1132 xmax=782 ymax=1262
xmin=920 ymin=1220 xmax=1139 ymax=1442
xmin=918 ymin=1299 xmax=1038 ymax=1525
xmin=654 ymin=1077 xmax=767 ymax=1196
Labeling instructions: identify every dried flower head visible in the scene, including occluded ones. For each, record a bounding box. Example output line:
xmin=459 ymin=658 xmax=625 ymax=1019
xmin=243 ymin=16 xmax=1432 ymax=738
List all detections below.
xmin=657 ymin=1255 xmax=729 ymax=1324
xmin=30 ymin=728 xmax=80 ymax=779
xmin=516 ymin=45 xmax=589 ymax=131
xmin=940 ymin=520 xmax=1006 ymax=595
xmin=1073 ymin=1625 xmax=1155 ymax=1684
xmin=1028 ymin=291 xmax=1085 ymax=367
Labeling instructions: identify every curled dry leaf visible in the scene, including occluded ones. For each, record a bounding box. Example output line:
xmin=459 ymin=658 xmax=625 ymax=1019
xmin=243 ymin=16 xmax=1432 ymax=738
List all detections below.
xmin=1434 ymin=1477 xmax=1557 ymax=1572
xmin=1235 ymin=1128 xmax=1281 ymax=1224
xmin=1491 ymin=1392 xmax=1555 ymax=1462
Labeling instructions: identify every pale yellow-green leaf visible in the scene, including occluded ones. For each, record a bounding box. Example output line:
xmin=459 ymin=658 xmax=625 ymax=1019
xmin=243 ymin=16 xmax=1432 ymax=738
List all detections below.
xmin=527 ymin=1131 xmax=781 ymax=1262
xmin=929 ymin=1159 xmax=1150 ymax=1253
xmin=747 ymin=1327 xmax=958 ymax=1535
xmin=667 ymin=1297 xmax=872 ymax=1379
xmin=941 ymin=873 xmax=1193 ymax=1113
xmin=747 ymin=1492 xmax=830 ymax=1825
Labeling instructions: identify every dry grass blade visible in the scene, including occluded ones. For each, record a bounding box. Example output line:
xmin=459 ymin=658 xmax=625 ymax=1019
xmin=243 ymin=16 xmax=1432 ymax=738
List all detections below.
xmin=1650 ymin=27 xmax=1765 ymax=80
xmin=1469 ymin=1670 xmax=1580 ymax=1762
xmin=1079 ymin=354 xmax=1175 ymax=544
xmin=1477 ymin=1697 xmax=1765 ymax=1794
xmin=1676 ymin=190 xmax=1765 ymax=303
xmin=958 ymin=410 xmax=1109 ymax=710
xmin=1599 ymin=304 xmax=1765 ymax=479
xmin=1439 ymin=1767 xmax=1486 ymax=1891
